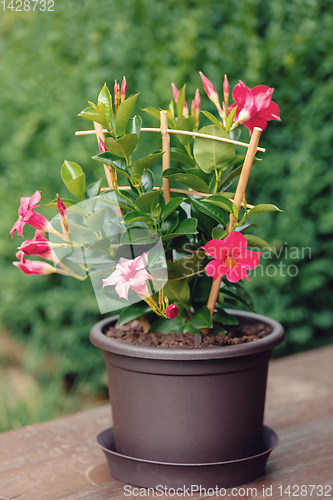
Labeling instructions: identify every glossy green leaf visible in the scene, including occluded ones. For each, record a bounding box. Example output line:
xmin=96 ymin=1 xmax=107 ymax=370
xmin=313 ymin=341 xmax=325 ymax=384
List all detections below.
xmin=245 ymin=204 xmax=282 ymax=217
xmin=67 ymin=221 xmax=96 ymax=245
xmin=164 ymin=277 xmax=190 ymax=304
xmin=61 ymin=161 xmax=84 ymax=186
xmin=245 ymin=234 xmax=275 ymax=253
xmin=162 ymin=171 xmax=210 ymax=193
xmin=211 ymin=226 xmax=226 ymax=239
xmin=162 ymin=212 xmax=179 ymax=235
xmin=148 ymin=316 xmax=186 ymax=334
xmin=161 ymin=197 xmax=185 ymax=222
xmin=117 ymin=302 xmax=152 ymax=327
xmin=191 ymin=199 xmax=229 ymax=226
xmin=86 ymin=207 xmax=108 ymax=233
xmin=204 ymin=195 xmax=234 ymax=213
xmin=214 ymin=307 xmax=239 ymax=325
xmin=86 ymin=179 xmax=102 ymax=198
xmin=97 ymin=83 xmax=113 ymax=128
xmin=225 ymin=106 xmax=238 ymax=133
xmin=162 ymin=218 xmax=198 ymax=241
xmin=175 ymin=116 xmax=196 ymax=146
xmin=141 ymin=169 xmax=154 ymax=193
xmin=126 ymin=115 xmax=142 ymax=136
xmin=170 ymin=148 xmax=196 ymax=168
xmin=92 ymin=152 xmax=131 ymax=178
xmin=115 ymin=93 xmax=139 ymax=136
xmin=135 ymin=190 xmax=161 ymax=213
xmin=142 ymin=106 xmax=161 ymax=121
xmin=193 ymin=125 xmax=235 ymax=174
xmin=169 ymin=251 xmax=205 ymax=277
xmin=191 ymin=305 xmax=213 ymax=329
xmin=77 ymin=107 xmax=108 ymax=129
xmin=200 ymin=110 xmax=223 ymax=128
xmin=219 ymin=164 xmax=243 ymax=189
xmin=67 ymin=173 xmax=86 ymax=201
xmin=123 ymin=210 xmax=154 ymax=224
xmin=133 ymin=151 xmax=164 ymax=175
xmin=105 ymin=134 xmax=139 ymax=159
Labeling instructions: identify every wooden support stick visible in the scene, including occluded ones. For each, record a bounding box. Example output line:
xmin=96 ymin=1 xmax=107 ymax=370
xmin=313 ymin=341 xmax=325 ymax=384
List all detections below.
xmin=206 ymin=127 xmax=263 ymax=319
xmin=160 ymin=110 xmax=171 ymax=204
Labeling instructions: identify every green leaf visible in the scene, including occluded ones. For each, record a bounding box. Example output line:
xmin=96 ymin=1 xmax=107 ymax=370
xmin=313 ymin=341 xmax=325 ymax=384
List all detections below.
xmin=225 ymin=106 xmax=238 ymax=133
xmin=191 ymin=305 xmax=213 ymax=329
xmin=214 ymin=308 xmax=239 ymax=325
xmin=191 ymin=199 xmax=229 ymax=226
xmin=86 ymin=179 xmax=102 ymax=198
xmin=46 ymin=198 xmax=76 ymax=209
xmin=221 ymin=283 xmax=255 ymax=312
xmin=67 ymin=221 xmax=96 ymax=245
xmin=162 ymin=171 xmax=210 ymax=193
xmin=148 ymin=317 xmax=186 ymax=334
xmin=204 ymin=195 xmax=234 ymax=213
xmin=61 ymin=161 xmax=84 ymax=186
xmin=86 ymin=207 xmax=108 ymax=233
xmin=211 ymin=226 xmax=226 ymax=239
xmin=117 ymin=302 xmax=152 ymax=327
xmin=162 ymin=218 xmax=198 ymax=241
xmin=105 ymin=134 xmax=139 ymax=159
xmin=164 ymin=277 xmax=190 ymax=304
xmin=115 ymin=93 xmax=139 ymax=136
xmin=245 ymin=234 xmax=275 ymax=253
xmin=169 ymin=252 xmax=205 ymax=277
xmin=162 ymin=212 xmax=179 ymax=235
xmin=135 ymin=190 xmax=161 ymax=213
xmin=170 ymin=148 xmax=196 ymax=168
xmin=123 ymin=210 xmax=154 ymax=224
xmin=193 ymin=125 xmax=235 ymax=174
xmin=161 ymin=197 xmax=185 ymax=222
xmin=77 ymin=107 xmax=108 ymax=129
xmin=126 ymin=115 xmax=142 ymax=136
xmin=245 ymin=204 xmax=282 ymax=217
xmin=176 ymin=84 xmax=186 ymax=118
xmin=67 ymin=173 xmax=86 ymax=201
xmin=141 ymin=169 xmax=154 ymax=193
xmin=133 ymin=151 xmax=164 ymax=175
xmin=175 ymin=116 xmax=196 ymax=146
xmin=97 ymin=83 xmax=113 ymax=129
xmin=200 ymin=110 xmax=223 ymax=128
xmin=93 ymin=152 xmax=131 ymax=178
xmin=142 ymin=106 xmax=161 ymax=121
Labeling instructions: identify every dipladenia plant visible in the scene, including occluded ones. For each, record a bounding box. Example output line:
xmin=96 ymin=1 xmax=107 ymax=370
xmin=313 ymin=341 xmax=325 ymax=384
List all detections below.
xmin=10 ymin=73 xmax=281 ymax=334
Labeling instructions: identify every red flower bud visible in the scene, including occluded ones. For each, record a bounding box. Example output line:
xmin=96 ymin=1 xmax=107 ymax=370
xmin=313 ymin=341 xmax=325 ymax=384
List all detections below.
xmin=223 ymin=74 xmax=230 ymax=104
xmin=165 ymin=304 xmax=179 ymax=319
xmin=98 ymin=137 xmax=107 ymax=154
xmin=121 ymin=76 xmax=127 ymax=102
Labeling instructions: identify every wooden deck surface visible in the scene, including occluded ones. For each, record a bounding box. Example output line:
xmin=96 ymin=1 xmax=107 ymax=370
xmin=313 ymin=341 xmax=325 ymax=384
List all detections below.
xmin=0 ymin=346 xmax=332 ymax=500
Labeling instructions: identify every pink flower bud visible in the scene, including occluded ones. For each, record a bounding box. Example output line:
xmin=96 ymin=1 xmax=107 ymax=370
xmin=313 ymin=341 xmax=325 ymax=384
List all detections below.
xmin=121 ymin=76 xmax=127 ymax=102
xmin=199 ymin=71 xmax=224 ymax=117
xmin=223 ymin=74 xmax=230 ymax=104
xmin=56 ymin=194 xmax=67 ymax=219
xmin=171 ymin=83 xmax=179 ymax=103
xmin=19 ymin=234 xmax=52 ymax=257
xmin=114 ymin=79 xmax=118 ymax=99
xmin=165 ymin=304 xmax=179 ymax=319
xmin=98 ymin=138 xmax=107 ymax=154
xmin=13 ymin=254 xmax=58 ymax=276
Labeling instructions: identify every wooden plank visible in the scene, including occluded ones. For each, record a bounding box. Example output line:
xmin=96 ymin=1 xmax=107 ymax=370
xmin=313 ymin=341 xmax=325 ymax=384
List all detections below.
xmin=0 ymin=346 xmax=332 ymax=500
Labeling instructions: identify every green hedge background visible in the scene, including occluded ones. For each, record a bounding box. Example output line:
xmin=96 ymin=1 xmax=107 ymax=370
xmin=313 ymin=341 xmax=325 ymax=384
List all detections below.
xmin=1 ymin=0 xmax=332 ymax=430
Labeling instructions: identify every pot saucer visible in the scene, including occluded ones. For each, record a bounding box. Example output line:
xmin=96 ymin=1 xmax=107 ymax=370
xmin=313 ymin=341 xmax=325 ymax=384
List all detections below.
xmin=96 ymin=425 xmax=278 ymax=489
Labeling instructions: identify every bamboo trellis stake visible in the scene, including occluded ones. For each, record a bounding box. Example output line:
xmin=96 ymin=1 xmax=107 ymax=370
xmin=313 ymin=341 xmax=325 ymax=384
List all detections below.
xmin=77 ymin=115 xmax=264 ymax=323
xmin=206 ymin=127 xmax=263 ymax=318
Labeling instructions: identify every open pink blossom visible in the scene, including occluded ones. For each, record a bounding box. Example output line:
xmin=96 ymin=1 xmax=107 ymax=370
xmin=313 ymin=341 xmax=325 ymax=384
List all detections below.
xmin=102 ymin=252 xmax=153 ymax=300
xmin=202 ymin=231 xmax=262 ymax=283
xmin=13 ymin=251 xmax=58 ymax=276
xmin=230 ymin=81 xmax=281 ymax=135
xmin=10 ymin=190 xmax=51 ymax=238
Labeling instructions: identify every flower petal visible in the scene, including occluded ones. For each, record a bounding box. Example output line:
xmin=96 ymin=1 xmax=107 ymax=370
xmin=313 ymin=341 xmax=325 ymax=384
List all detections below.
xmin=206 ymin=260 xmax=230 ymax=282
xmin=226 ymin=264 xmax=250 ymax=283
xmin=256 ymin=100 xmax=281 ymax=122
xmin=223 ymin=230 xmax=248 ymax=256
xmin=252 ymin=85 xmax=274 ymax=110
xmin=131 ymin=252 xmax=149 ymax=271
xmin=236 ymin=250 xmax=262 ymax=270
xmin=115 ymin=281 xmax=131 ymax=300
xmin=102 ymin=270 xmax=124 ymax=287
xmin=202 ymin=239 xmax=228 ymax=261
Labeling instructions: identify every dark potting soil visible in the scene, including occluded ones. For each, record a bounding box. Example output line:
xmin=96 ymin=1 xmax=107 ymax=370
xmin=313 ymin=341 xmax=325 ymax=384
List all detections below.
xmin=104 ymin=317 xmax=273 ymax=349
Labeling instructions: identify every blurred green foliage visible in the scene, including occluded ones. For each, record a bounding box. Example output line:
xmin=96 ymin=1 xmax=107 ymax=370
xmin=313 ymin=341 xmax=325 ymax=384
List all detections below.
xmin=1 ymin=0 xmax=332 ymax=429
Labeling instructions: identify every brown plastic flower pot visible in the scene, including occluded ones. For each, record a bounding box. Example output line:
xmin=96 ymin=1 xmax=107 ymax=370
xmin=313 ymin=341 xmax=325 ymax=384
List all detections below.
xmin=90 ymin=310 xmax=284 ymax=487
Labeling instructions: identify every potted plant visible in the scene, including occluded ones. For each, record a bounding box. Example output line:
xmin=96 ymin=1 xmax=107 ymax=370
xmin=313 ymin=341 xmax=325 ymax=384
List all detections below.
xmin=10 ymin=72 xmax=284 ymax=489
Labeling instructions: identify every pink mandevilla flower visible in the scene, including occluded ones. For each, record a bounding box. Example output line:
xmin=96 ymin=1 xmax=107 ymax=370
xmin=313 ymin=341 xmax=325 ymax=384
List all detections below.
xmin=203 ymin=231 xmax=262 ymax=283
xmin=13 ymin=251 xmax=58 ymax=276
xmin=102 ymin=252 xmax=153 ymax=300
xmin=10 ymin=190 xmax=51 ymax=238
xmin=18 ymin=230 xmax=53 ymax=259
xmin=230 ymin=81 xmax=281 ymax=135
